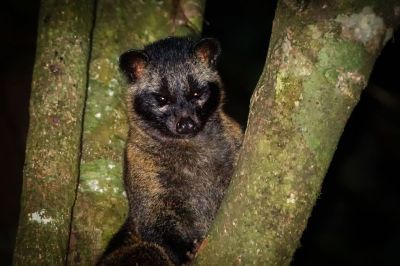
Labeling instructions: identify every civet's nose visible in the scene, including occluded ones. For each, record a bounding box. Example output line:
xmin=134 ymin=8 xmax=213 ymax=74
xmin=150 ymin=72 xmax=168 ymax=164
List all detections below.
xmin=176 ymin=117 xmax=197 ymax=134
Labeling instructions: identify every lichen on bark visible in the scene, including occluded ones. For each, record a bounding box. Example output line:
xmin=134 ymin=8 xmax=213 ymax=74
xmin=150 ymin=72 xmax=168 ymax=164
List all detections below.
xmin=195 ymin=1 xmax=400 ymax=265
xmin=13 ymin=1 xmax=95 ymax=265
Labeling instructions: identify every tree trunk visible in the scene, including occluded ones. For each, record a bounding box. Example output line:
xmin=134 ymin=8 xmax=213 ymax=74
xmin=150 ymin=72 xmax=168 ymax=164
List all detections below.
xmin=195 ymin=1 xmax=400 ymax=265
xmin=66 ymin=1 xmax=205 ymax=265
xmin=13 ymin=1 xmax=95 ymax=265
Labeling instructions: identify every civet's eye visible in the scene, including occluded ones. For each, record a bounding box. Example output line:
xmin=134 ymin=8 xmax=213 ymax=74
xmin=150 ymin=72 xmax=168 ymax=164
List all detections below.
xmin=192 ymin=91 xmax=202 ymax=99
xmin=154 ymin=93 xmax=168 ymax=106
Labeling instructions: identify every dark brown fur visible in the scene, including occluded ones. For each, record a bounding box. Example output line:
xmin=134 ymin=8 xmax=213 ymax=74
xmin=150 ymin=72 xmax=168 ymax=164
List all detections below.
xmin=98 ymin=37 xmax=242 ymax=266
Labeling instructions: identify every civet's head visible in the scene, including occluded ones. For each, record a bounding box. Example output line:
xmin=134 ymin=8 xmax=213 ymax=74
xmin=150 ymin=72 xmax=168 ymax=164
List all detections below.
xmin=120 ymin=37 xmax=223 ymax=140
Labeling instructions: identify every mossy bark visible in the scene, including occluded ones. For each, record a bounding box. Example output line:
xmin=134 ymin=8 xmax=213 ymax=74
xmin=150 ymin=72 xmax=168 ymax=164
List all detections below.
xmin=13 ymin=1 xmax=95 ymax=265
xmin=195 ymin=1 xmax=400 ymax=265
xmin=66 ymin=1 xmax=205 ymax=265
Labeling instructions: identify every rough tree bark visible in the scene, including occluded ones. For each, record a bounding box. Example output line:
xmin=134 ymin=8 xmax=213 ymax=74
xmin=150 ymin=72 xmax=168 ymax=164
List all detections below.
xmin=13 ymin=1 xmax=95 ymax=265
xmin=195 ymin=1 xmax=400 ymax=265
xmin=66 ymin=1 xmax=205 ymax=265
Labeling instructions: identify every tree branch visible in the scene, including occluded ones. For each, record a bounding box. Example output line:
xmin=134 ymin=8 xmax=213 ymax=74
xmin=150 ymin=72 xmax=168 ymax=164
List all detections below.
xmin=195 ymin=1 xmax=400 ymax=265
xmin=13 ymin=1 xmax=95 ymax=265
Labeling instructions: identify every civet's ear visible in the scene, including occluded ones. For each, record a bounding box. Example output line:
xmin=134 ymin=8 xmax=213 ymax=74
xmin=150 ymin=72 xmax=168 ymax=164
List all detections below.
xmin=119 ymin=49 xmax=149 ymax=82
xmin=192 ymin=38 xmax=221 ymax=68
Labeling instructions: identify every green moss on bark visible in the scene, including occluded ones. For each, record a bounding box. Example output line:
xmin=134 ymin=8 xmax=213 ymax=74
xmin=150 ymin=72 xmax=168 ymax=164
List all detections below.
xmin=13 ymin=1 xmax=95 ymax=265
xmin=195 ymin=2 xmax=400 ymax=265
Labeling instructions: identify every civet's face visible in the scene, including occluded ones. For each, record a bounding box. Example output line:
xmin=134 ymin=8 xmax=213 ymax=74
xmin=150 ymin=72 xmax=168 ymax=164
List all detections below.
xmin=120 ymin=38 xmax=222 ymax=139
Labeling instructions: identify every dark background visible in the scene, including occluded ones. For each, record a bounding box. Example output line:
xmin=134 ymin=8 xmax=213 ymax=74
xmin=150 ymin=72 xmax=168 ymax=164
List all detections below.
xmin=1 ymin=1 xmax=399 ymax=265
